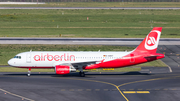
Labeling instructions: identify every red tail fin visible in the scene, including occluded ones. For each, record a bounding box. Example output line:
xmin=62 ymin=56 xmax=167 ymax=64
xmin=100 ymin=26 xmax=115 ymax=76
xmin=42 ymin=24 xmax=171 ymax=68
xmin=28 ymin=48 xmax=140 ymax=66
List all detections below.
xmin=134 ymin=27 xmax=162 ymax=54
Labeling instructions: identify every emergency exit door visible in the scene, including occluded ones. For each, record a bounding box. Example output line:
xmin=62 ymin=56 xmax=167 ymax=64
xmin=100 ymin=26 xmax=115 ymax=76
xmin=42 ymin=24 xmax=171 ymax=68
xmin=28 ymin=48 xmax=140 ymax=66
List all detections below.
xmin=130 ymin=54 xmax=135 ymax=63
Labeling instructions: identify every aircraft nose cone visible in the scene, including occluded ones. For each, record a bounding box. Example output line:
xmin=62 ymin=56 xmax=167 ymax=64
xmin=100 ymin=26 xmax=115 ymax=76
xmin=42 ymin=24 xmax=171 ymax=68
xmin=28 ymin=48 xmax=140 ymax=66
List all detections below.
xmin=8 ymin=59 xmax=13 ymax=66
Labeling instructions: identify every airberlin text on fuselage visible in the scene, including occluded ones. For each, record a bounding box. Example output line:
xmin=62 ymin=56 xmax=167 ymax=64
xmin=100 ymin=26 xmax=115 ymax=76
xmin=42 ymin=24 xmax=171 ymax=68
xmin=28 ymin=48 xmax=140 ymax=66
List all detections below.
xmin=34 ymin=53 xmax=75 ymax=61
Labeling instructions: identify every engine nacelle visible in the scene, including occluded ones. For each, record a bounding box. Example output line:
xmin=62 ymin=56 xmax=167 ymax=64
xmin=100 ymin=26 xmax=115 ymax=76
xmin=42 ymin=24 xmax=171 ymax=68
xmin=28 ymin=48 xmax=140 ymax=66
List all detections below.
xmin=55 ymin=65 xmax=76 ymax=75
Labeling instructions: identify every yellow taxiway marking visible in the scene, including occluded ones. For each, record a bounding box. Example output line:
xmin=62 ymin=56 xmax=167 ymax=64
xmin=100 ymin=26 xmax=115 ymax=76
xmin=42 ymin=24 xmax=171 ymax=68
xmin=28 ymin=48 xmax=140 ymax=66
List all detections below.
xmin=104 ymin=89 xmax=109 ymax=91
xmin=61 ymin=89 xmax=66 ymax=91
xmin=136 ymin=91 xmax=150 ymax=93
xmin=123 ymin=91 xmax=136 ymax=94
xmin=0 ymin=88 xmax=34 ymax=101
xmin=69 ymin=89 xmax=74 ymax=91
xmin=86 ymin=89 xmax=91 ymax=91
xmin=78 ymin=89 xmax=83 ymax=91
xmin=123 ymin=91 xmax=150 ymax=94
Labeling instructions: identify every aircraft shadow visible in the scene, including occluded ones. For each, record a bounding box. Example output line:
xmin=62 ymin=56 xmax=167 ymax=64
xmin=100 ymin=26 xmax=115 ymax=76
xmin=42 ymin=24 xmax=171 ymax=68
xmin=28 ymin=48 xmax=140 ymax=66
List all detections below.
xmin=2 ymin=72 xmax=151 ymax=77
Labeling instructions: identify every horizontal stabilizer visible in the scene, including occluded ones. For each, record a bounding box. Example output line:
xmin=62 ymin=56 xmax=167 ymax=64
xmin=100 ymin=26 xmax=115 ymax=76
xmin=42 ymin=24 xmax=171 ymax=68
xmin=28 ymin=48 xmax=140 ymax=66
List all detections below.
xmin=144 ymin=53 xmax=165 ymax=59
xmin=144 ymin=55 xmax=162 ymax=58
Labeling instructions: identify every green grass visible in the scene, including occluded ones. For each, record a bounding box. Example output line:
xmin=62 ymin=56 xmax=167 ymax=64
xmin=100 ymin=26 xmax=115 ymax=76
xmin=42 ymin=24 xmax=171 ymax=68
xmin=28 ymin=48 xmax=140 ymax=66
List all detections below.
xmin=0 ymin=67 xmax=55 ymax=72
xmin=1 ymin=2 xmax=180 ymax=7
xmin=0 ymin=9 xmax=180 ymax=38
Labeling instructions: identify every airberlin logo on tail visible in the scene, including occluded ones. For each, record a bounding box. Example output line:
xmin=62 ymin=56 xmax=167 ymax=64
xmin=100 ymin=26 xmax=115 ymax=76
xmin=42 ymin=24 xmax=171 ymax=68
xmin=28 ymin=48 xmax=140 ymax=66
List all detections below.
xmin=145 ymin=30 xmax=161 ymax=50
xmin=147 ymin=37 xmax=156 ymax=46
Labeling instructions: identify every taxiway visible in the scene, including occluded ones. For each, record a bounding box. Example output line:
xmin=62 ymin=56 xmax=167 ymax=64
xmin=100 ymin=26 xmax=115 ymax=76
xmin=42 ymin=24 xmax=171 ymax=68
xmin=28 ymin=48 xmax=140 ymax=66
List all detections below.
xmin=1 ymin=38 xmax=180 ymax=45
xmin=0 ymin=72 xmax=180 ymax=101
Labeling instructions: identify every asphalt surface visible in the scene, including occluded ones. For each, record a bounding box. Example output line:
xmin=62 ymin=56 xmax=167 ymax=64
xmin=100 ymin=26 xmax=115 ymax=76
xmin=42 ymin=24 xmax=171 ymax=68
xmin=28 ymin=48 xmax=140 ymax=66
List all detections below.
xmin=0 ymin=7 xmax=180 ymax=9
xmin=1 ymin=38 xmax=180 ymax=45
xmin=157 ymin=45 xmax=180 ymax=72
xmin=1 ymin=72 xmax=180 ymax=101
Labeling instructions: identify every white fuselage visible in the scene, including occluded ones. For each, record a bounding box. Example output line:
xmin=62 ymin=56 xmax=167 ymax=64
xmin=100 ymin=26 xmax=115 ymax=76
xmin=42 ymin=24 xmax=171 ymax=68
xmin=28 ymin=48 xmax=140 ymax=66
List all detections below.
xmin=8 ymin=51 xmax=131 ymax=68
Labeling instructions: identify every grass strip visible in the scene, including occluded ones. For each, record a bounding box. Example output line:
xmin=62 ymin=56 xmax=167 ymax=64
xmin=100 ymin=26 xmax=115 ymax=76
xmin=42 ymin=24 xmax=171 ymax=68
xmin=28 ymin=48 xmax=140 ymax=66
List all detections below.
xmin=0 ymin=9 xmax=180 ymax=38
xmin=1 ymin=2 xmax=180 ymax=7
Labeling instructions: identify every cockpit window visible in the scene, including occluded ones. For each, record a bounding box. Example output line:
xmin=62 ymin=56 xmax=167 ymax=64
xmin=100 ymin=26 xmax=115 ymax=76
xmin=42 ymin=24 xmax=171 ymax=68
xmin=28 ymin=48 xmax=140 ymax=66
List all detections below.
xmin=14 ymin=56 xmax=21 ymax=59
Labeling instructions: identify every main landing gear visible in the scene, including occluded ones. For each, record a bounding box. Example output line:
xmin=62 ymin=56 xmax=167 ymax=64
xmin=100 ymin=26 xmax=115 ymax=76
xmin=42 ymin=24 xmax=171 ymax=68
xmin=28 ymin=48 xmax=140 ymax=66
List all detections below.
xmin=79 ymin=71 xmax=85 ymax=77
xmin=27 ymin=68 xmax=31 ymax=77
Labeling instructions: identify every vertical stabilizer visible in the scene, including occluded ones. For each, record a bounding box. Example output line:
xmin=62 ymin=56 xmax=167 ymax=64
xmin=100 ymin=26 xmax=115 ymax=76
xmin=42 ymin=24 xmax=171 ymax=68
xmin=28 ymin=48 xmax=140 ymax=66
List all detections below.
xmin=134 ymin=27 xmax=162 ymax=54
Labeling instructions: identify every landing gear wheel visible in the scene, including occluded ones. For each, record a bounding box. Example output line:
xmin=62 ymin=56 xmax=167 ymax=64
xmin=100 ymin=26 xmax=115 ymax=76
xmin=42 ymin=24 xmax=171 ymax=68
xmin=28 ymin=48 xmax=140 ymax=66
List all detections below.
xmin=27 ymin=73 xmax=30 ymax=77
xmin=79 ymin=72 xmax=85 ymax=77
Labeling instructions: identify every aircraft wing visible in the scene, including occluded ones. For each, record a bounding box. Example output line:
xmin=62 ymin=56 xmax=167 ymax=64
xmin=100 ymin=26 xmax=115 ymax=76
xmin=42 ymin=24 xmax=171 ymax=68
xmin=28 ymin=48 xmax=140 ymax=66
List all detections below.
xmin=56 ymin=60 xmax=99 ymax=69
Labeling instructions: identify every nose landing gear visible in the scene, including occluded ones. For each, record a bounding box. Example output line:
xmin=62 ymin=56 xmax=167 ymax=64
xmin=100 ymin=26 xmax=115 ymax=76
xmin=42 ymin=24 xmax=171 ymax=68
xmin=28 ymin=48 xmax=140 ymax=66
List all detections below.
xmin=27 ymin=68 xmax=31 ymax=77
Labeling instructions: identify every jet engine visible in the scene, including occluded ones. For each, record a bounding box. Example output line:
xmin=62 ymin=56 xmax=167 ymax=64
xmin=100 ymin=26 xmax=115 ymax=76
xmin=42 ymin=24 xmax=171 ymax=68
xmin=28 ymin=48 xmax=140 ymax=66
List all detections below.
xmin=55 ymin=65 xmax=76 ymax=75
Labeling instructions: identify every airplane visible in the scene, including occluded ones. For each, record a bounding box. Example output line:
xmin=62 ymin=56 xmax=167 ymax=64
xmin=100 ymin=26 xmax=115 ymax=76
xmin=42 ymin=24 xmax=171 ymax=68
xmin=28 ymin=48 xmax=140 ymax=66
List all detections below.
xmin=8 ymin=27 xmax=164 ymax=77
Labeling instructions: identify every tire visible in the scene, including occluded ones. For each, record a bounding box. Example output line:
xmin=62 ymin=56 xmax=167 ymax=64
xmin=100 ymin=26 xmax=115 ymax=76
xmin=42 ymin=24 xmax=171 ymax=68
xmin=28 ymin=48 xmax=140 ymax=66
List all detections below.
xmin=79 ymin=72 xmax=85 ymax=77
xmin=27 ymin=74 xmax=30 ymax=77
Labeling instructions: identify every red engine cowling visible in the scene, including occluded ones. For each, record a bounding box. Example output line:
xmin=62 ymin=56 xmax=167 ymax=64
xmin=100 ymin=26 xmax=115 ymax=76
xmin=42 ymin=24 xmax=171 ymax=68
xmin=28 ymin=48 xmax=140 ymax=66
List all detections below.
xmin=55 ymin=65 xmax=76 ymax=75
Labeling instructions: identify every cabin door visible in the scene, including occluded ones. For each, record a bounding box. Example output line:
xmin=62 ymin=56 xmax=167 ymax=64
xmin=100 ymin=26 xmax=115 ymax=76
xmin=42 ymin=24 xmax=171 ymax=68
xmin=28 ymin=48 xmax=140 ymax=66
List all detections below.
xmin=26 ymin=53 xmax=31 ymax=63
